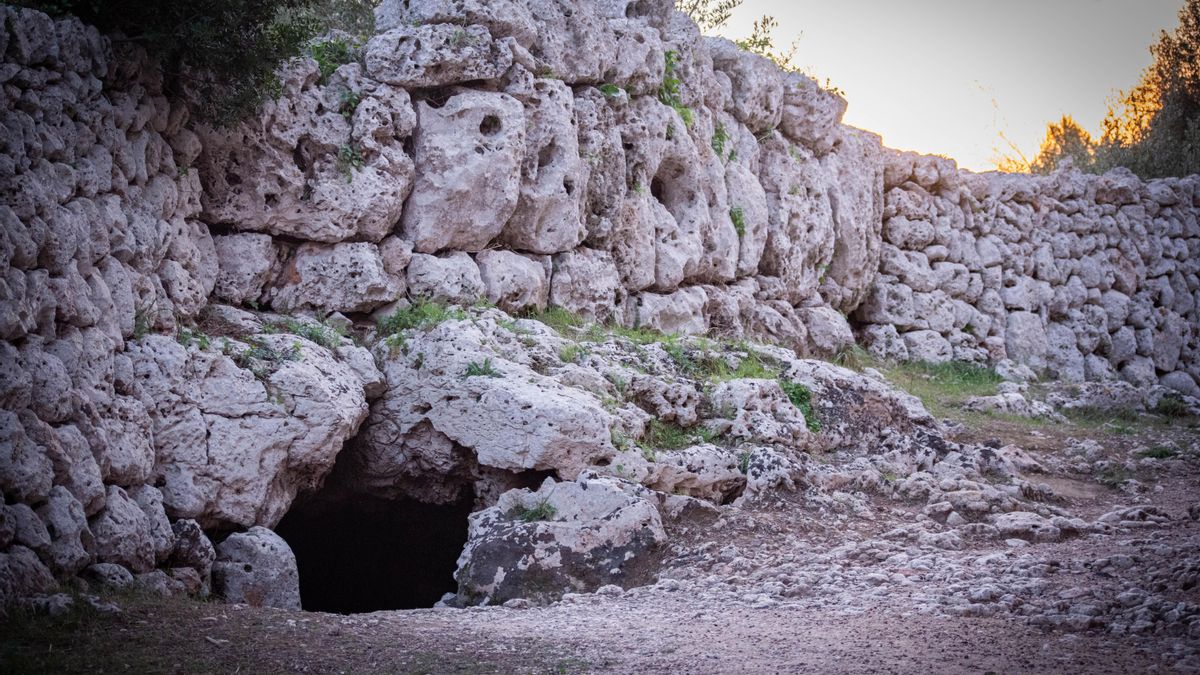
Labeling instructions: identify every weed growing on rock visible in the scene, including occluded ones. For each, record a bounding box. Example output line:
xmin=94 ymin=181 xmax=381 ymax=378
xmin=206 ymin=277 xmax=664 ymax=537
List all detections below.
xmin=132 ymin=307 xmax=153 ymax=340
xmin=712 ymin=123 xmax=730 ymax=156
xmin=378 ymin=301 xmax=467 ymax=335
xmin=309 ymin=35 xmax=358 ymax=81
xmin=779 ymin=380 xmax=821 ymax=433
xmin=659 ymin=50 xmax=693 ymax=127
xmin=1138 ymin=445 xmax=1179 ymax=459
xmin=1153 ymin=394 xmax=1189 ymax=418
xmin=338 ymin=88 xmax=362 ymax=118
xmin=559 ymin=343 xmax=588 ymax=364
xmin=521 ymin=306 xmax=584 ymax=334
xmin=336 ymin=143 xmax=364 ymax=182
xmin=176 ymin=327 xmax=211 ymax=350
xmin=464 ymin=358 xmax=501 ymax=378
xmin=223 ymin=337 xmax=302 ymax=383
xmin=598 ymin=83 xmax=624 ymax=97
xmin=515 ymin=497 xmax=558 ymax=523
xmin=730 ymin=206 xmax=746 ymax=236
xmin=268 ymin=318 xmax=346 ymax=349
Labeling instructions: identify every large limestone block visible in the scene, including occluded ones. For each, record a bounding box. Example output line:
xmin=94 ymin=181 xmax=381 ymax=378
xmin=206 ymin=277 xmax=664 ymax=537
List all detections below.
xmin=212 ymin=233 xmax=280 ymax=305
xmin=902 ymin=330 xmax=953 ymax=364
xmin=455 ymin=475 xmax=666 ymax=605
xmin=502 ymin=79 xmax=587 ymax=255
xmin=779 ymin=73 xmax=847 ymax=155
xmin=401 ymin=92 xmax=525 ymax=253
xmin=635 ymin=287 xmax=708 ymax=335
xmin=365 ymin=24 xmax=513 ymax=87
xmin=36 ymin=486 xmax=94 ymax=577
xmin=705 ymin=38 xmax=783 ymax=134
xmin=798 ymin=306 xmax=854 ymax=358
xmin=476 ymin=250 xmax=548 ymax=313
xmin=212 ymin=527 xmax=300 ymax=609
xmin=0 ymin=410 xmax=53 ymax=505
xmin=549 ymin=248 xmax=621 ymax=323
xmin=270 ymin=242 xmax=402 ymax=313
xmin=199 ymin=60 xmax=415 ymax=243
xmin=406 ymin=252 xmax=485 ymax=305
xmin=820 ymin=128 xmax=885 ymax=312
xmin=89 ymin=485 xmax=155 ymax=573
xmin=364 ymin=320 xmax=616 ymax=480
xmin=1005 ymin=312 xmax=1049 ymax=370
xmin=725 ymin=163 xmax=770 ymax=278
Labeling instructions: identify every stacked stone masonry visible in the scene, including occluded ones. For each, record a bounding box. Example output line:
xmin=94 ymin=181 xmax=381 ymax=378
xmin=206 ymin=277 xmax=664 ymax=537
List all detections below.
xmin=0 ymin=0 xmax=1197 ymax=608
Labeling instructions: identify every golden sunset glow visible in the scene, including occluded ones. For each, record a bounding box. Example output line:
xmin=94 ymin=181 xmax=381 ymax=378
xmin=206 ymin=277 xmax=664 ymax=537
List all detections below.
xmin=719 ymin=0 xmax=1183 ymax=171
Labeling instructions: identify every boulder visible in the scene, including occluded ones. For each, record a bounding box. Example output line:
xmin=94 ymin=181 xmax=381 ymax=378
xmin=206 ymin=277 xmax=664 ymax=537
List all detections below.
xmin=212 ymin=526 xmax=301 ymax=609
xmin=271 ymin=242 xmax=402 ymax=314
xmin=476 ymin=250 xmax=548 ymax=313
xmin=406 ymin=252 xmax=485 ymax=305
xmin=365 ymin=24 xmax=513 ymax=88
xmin=455 ymin=475 xmax=666 ymax=605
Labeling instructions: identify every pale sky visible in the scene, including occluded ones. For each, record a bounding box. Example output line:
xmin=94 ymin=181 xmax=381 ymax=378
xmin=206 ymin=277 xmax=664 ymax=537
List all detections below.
xmin=718 ymin=0 xmax=1184 ymax=172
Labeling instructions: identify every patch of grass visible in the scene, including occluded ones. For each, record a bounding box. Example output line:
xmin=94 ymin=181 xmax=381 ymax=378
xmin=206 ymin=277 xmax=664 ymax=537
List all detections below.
xmin=176 ymin=327 xmax=211 ymax=350
xmin=737 ymin=451 xmax=751 ymax=474
xmin=223 ymin=337 xmax=302 ymax=382
xmin=608 ymin=324 xmax=668 ymax=346
xmin=132 ymin=306 xmax=153 ymax=339
xmin=1098 ymin=465 xmax=1131 ymax=488
xmin=1062 ymin=406 xmax=1144 ymax=432
xmin=778 ymin=380 xmax=821 ymax=433
xmin=598 ymin=83 xmax=623 ymax=97
xmin=1153 ymin=394 xmax=1189 ymax=418
xmin=880 ymin=360 xmax=1001 ymax=418
xmin=514 ymin=498 xmax=557 ymax=523
xmin=1137 ymin=445 xmax=1179 ymax=459
xmin=704 ymin=349 xmax=775 ymax=382
xmin=641 ymin=419 xmax=692 ymax=450
xmin=268 ymin=318 xmax=346 ymax=349
xmin=658 ymin=50 xmax=693 ymax=127
xmin=729 ymin=205 xmax=746 ymax=236
xmin=711 ymin=122 xmax=730 ymax=157
xmin=338 ymin=87 xmax=362 ymax=118
xmin=378 ymin=301 xmax=467 ymax=335
xmin=521 ymin=306 xmax=585 ymax=335
xmin=831 ymin=343 xmax=876 ymax=372
xmin=464 ymin=358 xmax=501 ymax=378
xmin=559 ymin=343 xmax=588 ymax=364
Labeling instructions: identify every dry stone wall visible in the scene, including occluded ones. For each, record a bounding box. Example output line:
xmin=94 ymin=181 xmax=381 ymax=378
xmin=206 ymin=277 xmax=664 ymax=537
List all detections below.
xmin=0 ymin=0 xmax=1198 ymax=609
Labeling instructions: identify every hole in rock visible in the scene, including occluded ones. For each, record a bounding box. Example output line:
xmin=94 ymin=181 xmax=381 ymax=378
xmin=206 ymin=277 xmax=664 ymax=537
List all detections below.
xmin=479 ymin=114 xmax=501 ymax=136
xmin=275 ymin=492 xmax=473 ymax=614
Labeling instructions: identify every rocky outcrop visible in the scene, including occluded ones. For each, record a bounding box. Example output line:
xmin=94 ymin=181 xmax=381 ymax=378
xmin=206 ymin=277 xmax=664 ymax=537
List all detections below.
xmin=1 ymin=0 xmax=1197 ymax=611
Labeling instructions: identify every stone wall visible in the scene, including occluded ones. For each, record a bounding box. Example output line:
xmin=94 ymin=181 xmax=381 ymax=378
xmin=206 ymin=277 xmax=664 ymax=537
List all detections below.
xmin=1 ymin=0 xmax=1198 ymax=607
xmin=856 ymin=154 xmax=1200 ymax=396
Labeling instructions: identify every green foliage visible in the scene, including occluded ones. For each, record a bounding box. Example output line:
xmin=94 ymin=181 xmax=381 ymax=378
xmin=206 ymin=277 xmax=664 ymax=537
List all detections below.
xmin=1137 ymin=445 xmax=1179 ymax=459
xmin=131 ymin=307 xmax=153 ymax=340
xmin=729 ymin=205 xmax=746 ymax=236
xmin=659 ymin=50 xmax=693 ymax=127
xmin=464 ymin=358 xmax=501 ymax=378
xmin=711 ymin=123 xmax=730 ymax=156
xmin=778 ymin=380 xmax=820 ymax=433
xmin=224 ymin=337 xmax=301 ymax=382
xmin=598 ymin=83 xmax=624 ymax=97
xmin=19 ymin=0 xmax=326 ymax=125
xmin=336 ymin=143 xmax=364 ymax=182
xmin=734 ymin=14 xmax=798 ymax=72
xmin=1153 ymin=393 xmax=1190 ymax=418
xmin=338 ymin=88 xmax=362 ymax=118
xmin=267 ymin=318 xmax=346 ymax=349
xmin=514 ymin=498 xmax=557 ymax=523
xmin=377 ymin=301 xmax=466 ymax=335
xmin=677 ymin=0 xmax=741 ymax=32
xmin=737 ymin=450 xmax=751 ymax=474
xmin=175 ymin=327 xmax=211 ymax=350
xmin=522 ymin=306 xmax=585 ymax=334
xmin=309 ymin=35 xmax=358 ymax=81
xmin=1024 ymin=0 xmax=1200 ymax=178
xmin=640 ymin=419 xmax=697 ymax=451
xmin=832 ymin=344 xmax=876 ymax=372
xmin=559 ymin=343 xmax=588 ymax=364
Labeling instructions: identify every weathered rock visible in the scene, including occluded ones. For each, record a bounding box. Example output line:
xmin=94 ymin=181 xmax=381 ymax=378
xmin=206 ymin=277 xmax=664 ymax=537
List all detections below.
xmin=36 ymin=486 xmax=94 ymax=577
xmin=89 ymin=485 xmax=154 ymax=573
xmin=406 ymin=252 xmax=485 ymax=305
xmin=271 ymin=242 xmax=402 ymax=313
xmin=476 ymin=250 xmax=549 ymax=313
xmin=549 ymin=248 xmax=621 ymax=323
xmin=455 ymin=475 xmax=666 ymax=605
xmin=212 ymin=527 xmax=300 ymax=610
xmin=401 ymin=92 xmax=525 ymax=253
xmin=168 ymin=519 xmax=216 ymax=578
xmin=365 ymin=24 xmax=513 ymax=88
xmin=636 ymin=288 xmax=707 ymax=335
xmin=212 ymin=233 xmax=279 ymax=305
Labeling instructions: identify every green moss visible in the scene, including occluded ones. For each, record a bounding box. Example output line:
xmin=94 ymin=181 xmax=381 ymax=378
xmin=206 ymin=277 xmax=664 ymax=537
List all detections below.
xmin=778 ymin=380 xmax=821 ymax=433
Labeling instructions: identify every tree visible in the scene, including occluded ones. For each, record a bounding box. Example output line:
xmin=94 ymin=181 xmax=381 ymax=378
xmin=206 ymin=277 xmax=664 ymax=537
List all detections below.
xmin=1029 ymin=116 xmax=1095 ymax=174
xmin=676 ymin=0 xmax=741 ymax=32
xmin=1023 ymin=0 xmax=1200 ymax=177
xmin=19 ymin=0 xmax=378 ymax=124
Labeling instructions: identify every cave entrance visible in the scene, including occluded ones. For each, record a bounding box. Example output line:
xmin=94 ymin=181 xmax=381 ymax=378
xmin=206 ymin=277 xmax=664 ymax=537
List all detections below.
xmin=275 ymin=493 xmax=473 ymax=614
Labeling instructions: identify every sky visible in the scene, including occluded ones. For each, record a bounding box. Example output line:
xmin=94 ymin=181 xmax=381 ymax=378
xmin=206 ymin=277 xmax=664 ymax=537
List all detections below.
xmin=718 ymin=0 xmax=1184 ymax=172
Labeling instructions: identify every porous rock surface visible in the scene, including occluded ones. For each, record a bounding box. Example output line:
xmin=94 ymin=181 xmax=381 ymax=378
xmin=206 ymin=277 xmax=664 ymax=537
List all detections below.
xmin=0 ymin=1 xmax=1198 ymax=618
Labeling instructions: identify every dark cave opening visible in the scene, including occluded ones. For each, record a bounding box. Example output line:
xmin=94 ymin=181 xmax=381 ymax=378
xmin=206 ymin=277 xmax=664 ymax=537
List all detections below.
xmin=274 ymin=493 xmax=473 ymax=614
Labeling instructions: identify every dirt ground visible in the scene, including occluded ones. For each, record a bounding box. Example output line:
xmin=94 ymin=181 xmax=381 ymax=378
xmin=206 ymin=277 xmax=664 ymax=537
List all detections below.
xmin=3 ymin=396 xmax=1198 ymax=674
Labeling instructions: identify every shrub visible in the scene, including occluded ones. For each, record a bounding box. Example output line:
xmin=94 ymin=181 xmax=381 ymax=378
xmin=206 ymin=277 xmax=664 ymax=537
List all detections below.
xmin=267 ymin=318 xmax=346 ymax=349
xmin=377 ymin=301 xmax=466 ymax=335
xmin=659 ymin=50 xmax=693 ymax=127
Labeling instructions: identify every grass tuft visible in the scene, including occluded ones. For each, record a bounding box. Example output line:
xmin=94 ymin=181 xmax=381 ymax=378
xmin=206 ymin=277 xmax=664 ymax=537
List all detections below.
xmin=378 ymin=301 xmax=467 ymax=335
